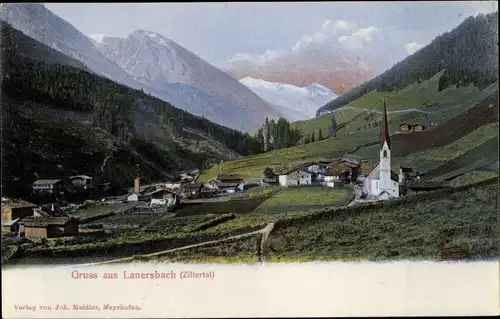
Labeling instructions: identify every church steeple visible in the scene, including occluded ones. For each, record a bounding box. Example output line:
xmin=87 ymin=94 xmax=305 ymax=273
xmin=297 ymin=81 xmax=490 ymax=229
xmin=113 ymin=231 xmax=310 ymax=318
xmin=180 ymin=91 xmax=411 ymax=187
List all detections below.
xmin=380 ymin=97 xmax=391 ymax=149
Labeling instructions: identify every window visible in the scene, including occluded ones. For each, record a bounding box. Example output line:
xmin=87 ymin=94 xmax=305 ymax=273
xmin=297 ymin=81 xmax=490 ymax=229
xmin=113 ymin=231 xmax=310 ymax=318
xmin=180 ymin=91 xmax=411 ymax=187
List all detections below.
xmin=383 ymin=150 xmax=387 ymax=157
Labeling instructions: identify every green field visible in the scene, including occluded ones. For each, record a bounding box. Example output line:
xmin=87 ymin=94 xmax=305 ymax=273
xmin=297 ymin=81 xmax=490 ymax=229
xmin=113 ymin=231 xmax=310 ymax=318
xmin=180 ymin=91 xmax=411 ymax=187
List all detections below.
xmin=199 ymin=130 xmax=377 ymax=182
xmin=266 ymin=183 xmax=498 ymax=261
xmin=252 ymin=187 xmax=352 ymax=215
xmin=229 ymin=186 xmax=280 ymax=200
xmin=151 ymin=235 xmax=261 ymax=264
xmin=405 ymin=122 xmax=499 ymax=163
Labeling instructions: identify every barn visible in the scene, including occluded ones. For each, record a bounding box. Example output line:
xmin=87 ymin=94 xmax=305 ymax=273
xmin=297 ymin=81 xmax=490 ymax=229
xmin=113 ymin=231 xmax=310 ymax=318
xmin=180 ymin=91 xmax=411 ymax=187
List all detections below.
xmin=21 ymin=217 xmax=79 ymax=239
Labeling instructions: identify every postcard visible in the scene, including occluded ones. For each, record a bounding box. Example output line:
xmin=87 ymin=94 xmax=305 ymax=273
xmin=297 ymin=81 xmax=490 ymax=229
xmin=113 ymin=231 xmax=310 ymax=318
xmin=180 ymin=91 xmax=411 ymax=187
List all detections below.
xmin=1 ymin=1 xmax=499 ymax=318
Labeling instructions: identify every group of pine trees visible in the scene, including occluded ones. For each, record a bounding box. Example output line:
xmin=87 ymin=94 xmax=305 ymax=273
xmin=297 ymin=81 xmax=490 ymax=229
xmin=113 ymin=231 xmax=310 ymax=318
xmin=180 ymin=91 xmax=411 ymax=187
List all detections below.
xmin=255 ymin=117 xmax=302 ymax=151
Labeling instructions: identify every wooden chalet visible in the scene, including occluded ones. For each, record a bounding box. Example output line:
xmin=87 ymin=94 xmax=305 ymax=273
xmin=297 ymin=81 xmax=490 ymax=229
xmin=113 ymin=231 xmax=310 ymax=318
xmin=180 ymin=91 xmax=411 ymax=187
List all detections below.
xmin=1 ymin=199 xmax=38 ymax=221
xmin=412 ymin=124 xmax=425 ymax=131
xmin=216 ymin=174 xmax=244 ymax=183
xmin=399 ymin=123 xmax=412 ymax=132
xmin=20 ymin=216 xmax=79 ymax=239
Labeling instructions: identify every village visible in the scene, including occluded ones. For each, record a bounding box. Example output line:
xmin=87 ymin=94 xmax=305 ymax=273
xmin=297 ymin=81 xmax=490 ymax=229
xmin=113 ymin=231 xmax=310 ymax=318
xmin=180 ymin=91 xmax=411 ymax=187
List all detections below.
xmin=1 ymin=100 xmax=451 ymax=243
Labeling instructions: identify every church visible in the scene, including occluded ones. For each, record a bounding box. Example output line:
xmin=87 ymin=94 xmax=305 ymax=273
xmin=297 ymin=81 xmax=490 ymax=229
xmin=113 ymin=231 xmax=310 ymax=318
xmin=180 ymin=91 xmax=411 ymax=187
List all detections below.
xmin=362 ymin=99 xmax=400 ymax=200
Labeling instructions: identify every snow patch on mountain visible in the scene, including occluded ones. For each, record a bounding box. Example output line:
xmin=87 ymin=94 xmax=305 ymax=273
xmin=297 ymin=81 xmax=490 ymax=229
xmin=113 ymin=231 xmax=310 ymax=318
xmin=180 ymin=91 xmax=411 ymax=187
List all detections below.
xmin=239 ymin=77 xmax=338 ymax=120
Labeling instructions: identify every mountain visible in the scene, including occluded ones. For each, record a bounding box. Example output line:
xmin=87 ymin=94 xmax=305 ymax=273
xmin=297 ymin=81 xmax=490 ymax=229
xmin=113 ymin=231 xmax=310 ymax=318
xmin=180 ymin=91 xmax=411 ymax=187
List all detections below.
xmin=0 ymin=3 xmax=138 ymax=88
xmin=316 ymin=12 xmax=499 ymax=115
xmin=239 ymin=77 xmax=337 ymax=121
xmin=1 ymin=20 xmax=263 ymax=197
xmin=90 ymin=31 xmax=282 ymax=131
xmin=0 ymin=3 xmax=281 ymax=132
xmin=225 ymin=47 xmax=383 ymax=94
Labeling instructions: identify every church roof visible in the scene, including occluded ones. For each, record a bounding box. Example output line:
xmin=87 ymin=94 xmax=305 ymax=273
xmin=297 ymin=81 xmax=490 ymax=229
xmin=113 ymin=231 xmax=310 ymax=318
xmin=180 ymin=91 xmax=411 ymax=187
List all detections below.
xmin=380 ymin=98 xmax=391 ymax=149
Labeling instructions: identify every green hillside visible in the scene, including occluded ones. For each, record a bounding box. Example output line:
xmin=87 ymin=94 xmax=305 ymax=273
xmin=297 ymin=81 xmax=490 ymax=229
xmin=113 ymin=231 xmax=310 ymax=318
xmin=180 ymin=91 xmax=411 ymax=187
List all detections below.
xmin=317 ymin=12 xmax=498 ymax=115
xmin=1 ymin=21 xmax=263 ymax=197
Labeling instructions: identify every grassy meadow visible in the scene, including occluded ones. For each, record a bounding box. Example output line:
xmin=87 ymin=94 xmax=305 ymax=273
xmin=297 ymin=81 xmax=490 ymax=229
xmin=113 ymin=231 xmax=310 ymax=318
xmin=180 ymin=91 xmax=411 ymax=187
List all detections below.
xmin=266 ymin=183 xmax=498 ymax=262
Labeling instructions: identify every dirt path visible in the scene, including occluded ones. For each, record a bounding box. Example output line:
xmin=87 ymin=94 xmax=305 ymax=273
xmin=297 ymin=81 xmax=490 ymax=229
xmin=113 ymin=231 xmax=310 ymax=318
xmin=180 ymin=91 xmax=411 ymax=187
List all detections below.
xmin=68 ymin=223 xmax=275 ymax=267
xmin=258 ymin=223 xmax=275 ymax=262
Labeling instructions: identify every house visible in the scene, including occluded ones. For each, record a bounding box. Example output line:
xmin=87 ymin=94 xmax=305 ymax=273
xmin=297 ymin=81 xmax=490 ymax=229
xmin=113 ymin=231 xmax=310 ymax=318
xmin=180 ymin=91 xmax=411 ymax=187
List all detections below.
xmin=200 ymin=188 xmax=218 ymax=198
xmin=299 ymin=162 xmax=326 ymax=174
xmin=1 ymin=199 xmax=39 ymax=221
xmin=32 ymin=179 xmax=65 ymax=195
xmin=20 ymin=216 xmax=79 ymax=239
xmin=277 ymin=168 xmax=312 ymax=187
xmin=217 ymin=182 xmax=242 ymax=194
xmin=412 ymin=124 xmax=425 ymax=132
xmin=323 ymin=167 xmax=349 ymax=187
xmin=398 ymin=165 xmax=414 ymax=183
xmin=182 ymin=183 xmax=204 ymax=198
xmin=69 ymin=175 xmax=93 ymax=188
xmin=2 ymin=218 xmax=20 ymax=233
xmin=399 ymin=123 xmax=412 ymax=132
xmin=147 ymin=188 xmax=180 ymax=206
xmin=362 ymin=98 xmax=400 ymax=200
xmin=165 ymin=182 xmax=182 ymax=190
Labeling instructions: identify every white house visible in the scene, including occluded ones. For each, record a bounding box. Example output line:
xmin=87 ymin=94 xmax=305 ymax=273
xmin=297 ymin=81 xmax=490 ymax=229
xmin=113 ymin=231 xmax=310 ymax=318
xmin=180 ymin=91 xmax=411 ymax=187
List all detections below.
xmin=278 ymin=168 xmax=312 ymax=187
xmin=362 ymin=99 xmax=400 ymax=200
xmin=301 ymin=162 xmax=326 ymax=174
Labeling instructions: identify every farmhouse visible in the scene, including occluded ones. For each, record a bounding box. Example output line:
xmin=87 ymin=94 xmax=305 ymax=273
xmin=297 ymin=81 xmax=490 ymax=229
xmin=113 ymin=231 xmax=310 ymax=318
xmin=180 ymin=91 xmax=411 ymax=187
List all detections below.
xmin=363 ymin=99 xmax=400 ymax=200
xmin=217 ymin=174 xmax=244 ymax=184
xmin=69 ymin=175 xmax=93 ymax=188
xmin=32 ymin=179 xmax=65 ymax=195
xmin=147 ymin=188 xmax=181 ymax=206
xmin=217 ymin=182 xmax=243 ymax=194
xmin=412 ymin=124 xmax=425 ymax=131
xmin=1 ymin=199 xmax=38 ymax=221
xmin=323 ymin=167 xmax=349 ymax=187
xmin=399 ymin=123 xmax=412 ymax=132
xmin=182 ymin=183 xmax=204 ymax=198
xmin=277 ymin=168 xmax=312 ymax=187
xmin=20 ymin=216 xmax=79 ymax=239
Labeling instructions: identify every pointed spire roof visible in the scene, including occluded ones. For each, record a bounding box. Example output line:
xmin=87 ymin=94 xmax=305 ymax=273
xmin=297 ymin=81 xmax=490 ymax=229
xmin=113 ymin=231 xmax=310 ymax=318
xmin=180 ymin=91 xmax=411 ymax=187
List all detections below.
xmin=380 ymin=97 xmax=391 ymax=149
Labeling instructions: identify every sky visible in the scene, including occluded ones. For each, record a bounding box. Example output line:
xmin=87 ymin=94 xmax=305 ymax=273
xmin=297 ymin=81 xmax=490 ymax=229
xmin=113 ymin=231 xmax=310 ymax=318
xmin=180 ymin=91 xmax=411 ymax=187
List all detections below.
xmin=45 ymin=1 xmax=498 ymax=68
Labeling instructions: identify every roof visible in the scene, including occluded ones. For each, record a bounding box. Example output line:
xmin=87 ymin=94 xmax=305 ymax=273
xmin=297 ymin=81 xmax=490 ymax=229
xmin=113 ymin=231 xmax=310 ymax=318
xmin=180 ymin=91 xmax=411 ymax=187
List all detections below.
xmin=22 ymin=216 xmax=77 ymax=227
xmin=276 ymin=167 xmax=311 ymax=176
xmin=147 ymin=188 xmax=174 ymax=196
xmin=183 ymin=183 xmax=204 ymax=190
xmin=33 ymin=179 xmax=61 ymax=185
xmin=2 ymin=199 xmax=38 ymax=209
xmin=2 ymin=218 xmax=21 ymax=226
xmin=380 ymin=98 xmax=391 ymax=149
xmin=324 ymin=167 xmax=349 ymax=176
xmin=366 ymin=164 xmax=399 ymax=182
xmin=69 ymin=175 xmax=92 ymax=180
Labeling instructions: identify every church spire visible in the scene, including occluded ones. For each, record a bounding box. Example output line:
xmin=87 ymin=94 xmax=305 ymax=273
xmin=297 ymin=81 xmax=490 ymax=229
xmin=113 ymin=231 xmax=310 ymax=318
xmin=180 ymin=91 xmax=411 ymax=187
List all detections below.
xmin=380 ymin=97 xmax=391 ymax=149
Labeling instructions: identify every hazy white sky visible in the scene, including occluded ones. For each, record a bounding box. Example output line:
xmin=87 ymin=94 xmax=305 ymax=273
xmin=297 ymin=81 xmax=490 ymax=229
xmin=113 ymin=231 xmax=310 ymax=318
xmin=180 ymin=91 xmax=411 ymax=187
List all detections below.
xmin=45 ymin=1 xmax=498 ymax=66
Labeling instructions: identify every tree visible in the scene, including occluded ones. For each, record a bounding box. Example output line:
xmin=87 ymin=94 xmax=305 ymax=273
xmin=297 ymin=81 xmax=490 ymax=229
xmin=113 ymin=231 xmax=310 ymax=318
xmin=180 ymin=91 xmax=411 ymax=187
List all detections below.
xmin=311 ymin=132 xmax=316 ymax=143
xmin=318 ymin=128 xmax=323 ymax=141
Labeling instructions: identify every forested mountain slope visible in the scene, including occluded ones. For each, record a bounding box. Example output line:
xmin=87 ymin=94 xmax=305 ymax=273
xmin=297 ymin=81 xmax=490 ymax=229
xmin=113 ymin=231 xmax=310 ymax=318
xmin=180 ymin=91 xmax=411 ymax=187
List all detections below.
xmin=317 ymin=12 xmax=499 ymax=115
xmin=1 ymin=21 xmax=263 ymax=197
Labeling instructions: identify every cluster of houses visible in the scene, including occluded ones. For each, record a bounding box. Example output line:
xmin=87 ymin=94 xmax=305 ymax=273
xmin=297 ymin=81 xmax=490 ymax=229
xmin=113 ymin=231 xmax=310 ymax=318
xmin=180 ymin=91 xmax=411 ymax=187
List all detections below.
xmin=267 ymin=98 xmax=447 ymax=202
xmin=1 ymin=197 xmax=78 ymax=239
xmin=123 ymin=173 xmax=245 ymax=209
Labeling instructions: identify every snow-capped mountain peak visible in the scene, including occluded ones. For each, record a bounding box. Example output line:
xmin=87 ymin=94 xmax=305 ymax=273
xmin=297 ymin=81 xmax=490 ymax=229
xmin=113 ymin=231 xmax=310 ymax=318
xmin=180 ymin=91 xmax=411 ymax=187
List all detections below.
xmin=239 ymin=77 xmax=338 ymax=121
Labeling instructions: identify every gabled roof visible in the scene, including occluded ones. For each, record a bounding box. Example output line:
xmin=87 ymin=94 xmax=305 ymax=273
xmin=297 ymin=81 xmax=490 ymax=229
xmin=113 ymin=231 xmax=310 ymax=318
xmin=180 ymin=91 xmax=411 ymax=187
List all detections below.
xmin=380 ymin=98 xmax=391 ymax=149
xmin=2 ymin=218 xmax=21 ymax=226
xmin=69 ymin=175 xmax=92 ymax=180
xmin=33 ymin=179 xmax=62 ymax=185
xmin=21 ymin=216 xmax=77 ymax=227
xmin=2 ymin=199 xmax=38 ymax=209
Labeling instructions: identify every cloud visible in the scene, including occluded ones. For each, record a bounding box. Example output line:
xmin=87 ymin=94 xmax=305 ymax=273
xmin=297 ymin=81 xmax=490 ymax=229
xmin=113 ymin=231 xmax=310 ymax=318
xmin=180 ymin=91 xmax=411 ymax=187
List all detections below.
xmin=227 ymin=49 xmax=283 ymax=65
xmin=226 ymin=19 xmax=380 ymax=66
xmin=292 ymin=19 xmax=356 ymax=52
xmin=337 ymin=26 xmax=381 ymax=50
xmin=404 ymin=42 xmax=424 ymax=55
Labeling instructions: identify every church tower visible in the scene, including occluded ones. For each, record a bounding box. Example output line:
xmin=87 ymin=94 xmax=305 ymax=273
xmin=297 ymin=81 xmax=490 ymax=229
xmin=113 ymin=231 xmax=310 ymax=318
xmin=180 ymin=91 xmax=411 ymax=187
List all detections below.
xmin=379 ymin=98 xmax=392 ymax=193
